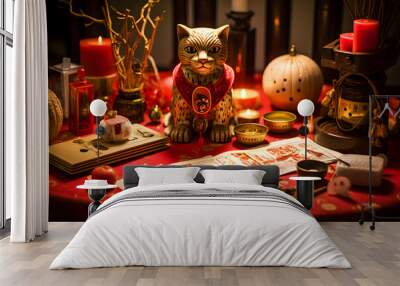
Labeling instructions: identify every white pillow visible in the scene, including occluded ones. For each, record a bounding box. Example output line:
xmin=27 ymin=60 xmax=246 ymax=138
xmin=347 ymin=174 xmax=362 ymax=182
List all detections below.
xmin=200 ymin=169 xmax=266 ymax=185
xmin=136 ymin=167 xmax=201 ymax=186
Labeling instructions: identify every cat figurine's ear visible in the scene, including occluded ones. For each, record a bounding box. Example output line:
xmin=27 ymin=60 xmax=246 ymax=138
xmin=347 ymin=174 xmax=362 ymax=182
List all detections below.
xmin=177 ymin=24 xmax=192 ymax=41
xmin=215 ymin=25 xmax=229 ymax=42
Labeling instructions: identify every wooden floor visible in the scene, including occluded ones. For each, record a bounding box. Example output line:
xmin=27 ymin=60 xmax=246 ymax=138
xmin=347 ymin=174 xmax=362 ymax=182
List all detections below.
xmin=0 ymin=222 xmax=399 ymax=286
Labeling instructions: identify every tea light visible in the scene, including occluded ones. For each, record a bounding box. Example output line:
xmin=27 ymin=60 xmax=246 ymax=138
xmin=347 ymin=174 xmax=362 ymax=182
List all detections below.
xmin=237 ymin=109 xmax=260 ymax=124
xmin=232 ymin=88 xmax=260 ymax=110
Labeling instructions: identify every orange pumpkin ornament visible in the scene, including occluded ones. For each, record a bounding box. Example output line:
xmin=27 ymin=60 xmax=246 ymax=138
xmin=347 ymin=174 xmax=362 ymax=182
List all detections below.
xmin=262 ymin=45 xmax=323 ymax=111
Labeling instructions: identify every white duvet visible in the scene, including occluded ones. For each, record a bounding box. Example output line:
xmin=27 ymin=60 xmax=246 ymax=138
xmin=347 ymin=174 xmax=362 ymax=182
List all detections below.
xmin=50 ymin=183 xmax=351 ymax=269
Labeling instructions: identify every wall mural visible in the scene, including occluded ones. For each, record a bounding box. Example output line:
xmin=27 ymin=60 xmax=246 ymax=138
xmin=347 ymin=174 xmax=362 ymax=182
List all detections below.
xmin=48 ymin=0 xmax=400 ymax=222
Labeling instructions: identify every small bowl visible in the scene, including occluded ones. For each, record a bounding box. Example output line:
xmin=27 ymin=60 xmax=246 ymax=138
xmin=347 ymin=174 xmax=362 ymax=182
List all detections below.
xmin=297 ymin=160 xmax=328 ymax=178
xmin=263 ymin=111 xmax=297 ymax=133
xmin=234 ymin=123 xmax=268 ymax=146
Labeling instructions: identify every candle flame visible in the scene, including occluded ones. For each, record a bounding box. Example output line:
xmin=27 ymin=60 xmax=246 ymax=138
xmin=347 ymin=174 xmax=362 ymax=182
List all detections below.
xmin=274 ymin=17 xmax=280 ymax=30
xmin=98 ymin=36 xmax=103 ymax=43
xmin=239 ymin=89 xmax=247 ymax=97
xmin=242 ymin=109 xmax=259 ymax=116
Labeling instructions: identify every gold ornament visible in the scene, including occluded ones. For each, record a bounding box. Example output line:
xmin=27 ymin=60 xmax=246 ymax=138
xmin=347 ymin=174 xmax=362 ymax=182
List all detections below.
xmin=149 ymin=105 xmax=162 ymax=123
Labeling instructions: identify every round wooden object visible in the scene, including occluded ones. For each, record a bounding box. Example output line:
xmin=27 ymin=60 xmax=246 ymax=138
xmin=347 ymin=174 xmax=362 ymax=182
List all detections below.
xmin=262 ymin=44 xmax=323 ymax=111
xmin=48 ymin=89 xmax=63 ymax=144
xmin=314 ymin=116 xmax=369 ymax=154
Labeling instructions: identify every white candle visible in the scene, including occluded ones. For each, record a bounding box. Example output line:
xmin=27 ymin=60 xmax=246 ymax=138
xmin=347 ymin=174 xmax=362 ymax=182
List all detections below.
xmin=231 ymin=0 xmax=248 ymax=12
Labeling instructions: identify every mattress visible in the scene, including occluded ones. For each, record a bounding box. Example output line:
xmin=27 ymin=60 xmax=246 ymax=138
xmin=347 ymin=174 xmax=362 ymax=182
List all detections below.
xmin=50 ymin=183 xmax=351 ymax=269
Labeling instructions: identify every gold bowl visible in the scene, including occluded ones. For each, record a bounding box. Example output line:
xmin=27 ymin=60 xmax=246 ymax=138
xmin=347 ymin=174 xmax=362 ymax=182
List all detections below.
xmin=234 ymin=123 xmax=268 ymax=146
xmin=263 ymin=111 xmax=297 ymax=133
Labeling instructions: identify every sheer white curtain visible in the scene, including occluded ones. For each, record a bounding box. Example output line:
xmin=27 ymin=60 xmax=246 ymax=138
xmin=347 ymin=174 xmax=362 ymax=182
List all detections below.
xmin=8 ymin=0 xmax=49 ymax=242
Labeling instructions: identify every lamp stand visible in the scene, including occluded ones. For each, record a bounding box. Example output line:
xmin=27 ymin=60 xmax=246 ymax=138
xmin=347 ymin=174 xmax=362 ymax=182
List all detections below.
xmin=304 ymin=116 xmax=308 ymax=160
xmin=88 ymin=188 xmax=107 ymax=216
xmin=96 ymin=116 xmax=100 ymax=164
xmin=296 ymin=180 xmax=313 ymax=209
xmin=358 ymin=93 xmax=400 ymax=231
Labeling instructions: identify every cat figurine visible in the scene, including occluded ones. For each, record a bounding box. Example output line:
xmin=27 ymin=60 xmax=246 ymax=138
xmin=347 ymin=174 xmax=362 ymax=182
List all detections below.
xmin=169 ymin=24 xmax=235 ymax=143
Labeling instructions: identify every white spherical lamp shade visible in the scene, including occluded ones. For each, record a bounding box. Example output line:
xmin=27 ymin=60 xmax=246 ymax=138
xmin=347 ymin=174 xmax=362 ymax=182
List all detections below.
xmin=90 ymin=99 xmax=107 ymax=117
xmin=297 ymin=99 xmax=315 ymax=116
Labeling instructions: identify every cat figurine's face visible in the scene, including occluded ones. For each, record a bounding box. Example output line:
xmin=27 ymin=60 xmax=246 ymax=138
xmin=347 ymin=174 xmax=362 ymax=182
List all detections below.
xmin=177 ymin=24 xmax=229 ymax=76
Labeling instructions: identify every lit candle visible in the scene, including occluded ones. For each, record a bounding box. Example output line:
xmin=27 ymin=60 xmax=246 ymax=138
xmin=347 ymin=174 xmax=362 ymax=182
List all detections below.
xmin=339 ymin=33 xmax=353 ymax=52
xmin=353 ymin=19 xmax=379 ymax=53
xmin=80 ymin=36 xmax=116 ymax=77
xmin=237 ymin=109 xmax=260 ymax=124
xmin=231 ymin=0 xmax=248 ymax=12
xmin=232 ymin=88 xmax=260 ymax=110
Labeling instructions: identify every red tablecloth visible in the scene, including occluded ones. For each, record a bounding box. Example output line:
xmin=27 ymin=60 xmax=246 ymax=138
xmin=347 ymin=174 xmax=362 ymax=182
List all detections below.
xmin=49 ymin=73 xmax=400 ymax=221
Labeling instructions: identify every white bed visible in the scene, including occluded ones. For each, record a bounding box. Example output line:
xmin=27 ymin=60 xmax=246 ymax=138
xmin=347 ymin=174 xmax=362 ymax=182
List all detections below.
xmin=50 ymin=183 xmax=351 ymax=269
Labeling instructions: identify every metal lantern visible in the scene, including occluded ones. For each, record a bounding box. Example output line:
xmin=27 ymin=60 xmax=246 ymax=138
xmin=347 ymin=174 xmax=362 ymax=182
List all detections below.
xmin=262 ymin=45 xmax=323 ymax=111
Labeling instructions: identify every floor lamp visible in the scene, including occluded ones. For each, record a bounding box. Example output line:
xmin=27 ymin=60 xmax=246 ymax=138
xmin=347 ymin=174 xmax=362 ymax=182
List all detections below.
xmin=82 ymin=99 xmax=109 ymax=216
xmin=89 ymin=99 xmax=107 ymax=164
xmin=292 ymin=99 xmax=320 ymax=210
xmin=297 ymin=99 xmax=315 ymax=160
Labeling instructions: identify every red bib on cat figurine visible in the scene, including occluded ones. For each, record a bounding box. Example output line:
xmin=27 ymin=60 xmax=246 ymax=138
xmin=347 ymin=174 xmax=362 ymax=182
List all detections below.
xmin=173 ymin=63 xmax=235 ymax=115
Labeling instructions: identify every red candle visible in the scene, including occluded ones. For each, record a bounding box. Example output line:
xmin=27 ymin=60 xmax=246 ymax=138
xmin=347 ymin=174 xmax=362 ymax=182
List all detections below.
xmin=353 ymin=19 xmax=379 ymax=53
xmin=339 ymin=33 xmax=353 ymax=52
xmin=80 ymin=36 xmax=116 ymax=76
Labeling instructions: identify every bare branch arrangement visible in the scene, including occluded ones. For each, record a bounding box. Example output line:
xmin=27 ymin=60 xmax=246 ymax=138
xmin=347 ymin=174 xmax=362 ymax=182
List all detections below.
xmin=343 ymin=0 xmax=400 ymax=46
xmin=70 ymin=0 xmax=164 ymax=93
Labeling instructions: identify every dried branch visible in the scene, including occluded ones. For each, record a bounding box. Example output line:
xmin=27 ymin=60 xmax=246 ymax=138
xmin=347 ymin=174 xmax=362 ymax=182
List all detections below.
xmin=69 ymin=0 xmax=105 ymax=27
xmin=69 ymin=0 xmax=163 ymax=92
